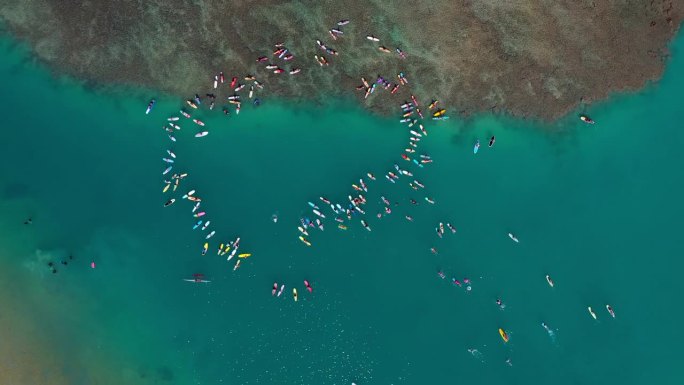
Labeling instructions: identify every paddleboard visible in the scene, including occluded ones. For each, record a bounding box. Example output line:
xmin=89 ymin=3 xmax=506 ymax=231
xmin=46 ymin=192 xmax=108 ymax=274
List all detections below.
xmin=588 ymin=306 xmax=597 ymax=319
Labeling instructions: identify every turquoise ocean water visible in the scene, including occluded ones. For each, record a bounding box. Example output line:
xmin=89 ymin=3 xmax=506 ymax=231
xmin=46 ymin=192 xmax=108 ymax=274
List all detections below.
xmin=0 ymin=32 xmax=683 ymax=385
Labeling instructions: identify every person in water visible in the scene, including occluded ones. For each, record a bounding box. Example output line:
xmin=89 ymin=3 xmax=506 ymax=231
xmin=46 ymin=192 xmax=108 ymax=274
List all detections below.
xmin=23 ymin=217 xmax=32 ymax=225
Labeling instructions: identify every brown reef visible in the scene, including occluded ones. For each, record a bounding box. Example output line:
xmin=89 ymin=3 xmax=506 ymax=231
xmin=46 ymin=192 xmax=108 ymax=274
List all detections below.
xmin=0 ymin=0 xmax=681 ymax=119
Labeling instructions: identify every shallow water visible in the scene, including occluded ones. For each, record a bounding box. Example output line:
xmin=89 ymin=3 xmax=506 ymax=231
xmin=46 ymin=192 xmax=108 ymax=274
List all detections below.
xmin=0 ymin=33 xmax=683 ymax=385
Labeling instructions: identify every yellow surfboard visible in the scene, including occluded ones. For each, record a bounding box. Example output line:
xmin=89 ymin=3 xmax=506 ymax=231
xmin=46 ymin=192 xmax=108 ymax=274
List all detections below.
xmin=499 ymin=328 xmax=509 ymax=343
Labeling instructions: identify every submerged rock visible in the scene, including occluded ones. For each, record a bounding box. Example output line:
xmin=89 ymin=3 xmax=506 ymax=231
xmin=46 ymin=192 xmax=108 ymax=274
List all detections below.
xmin=0 ymin=0 xmax=681 ymax=119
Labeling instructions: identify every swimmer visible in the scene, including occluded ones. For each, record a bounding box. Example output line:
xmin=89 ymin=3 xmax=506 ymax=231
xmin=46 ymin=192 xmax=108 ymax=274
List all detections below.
xmin=437 ymin=271 xmax=446 ymax=279
xmin=430 ymin=247 xmax=438 ymax=255
xmin=304 ymin=280 xmax=313 ymax=293
xmin=405 ymin=215 xmax=413 ymax=222
xmin=496 ymin=299 xmax=506 ymax=309
xmin=272 ymin=214 xmax=278 ymax=223
xmin=23 ymin=217 xmax=32 ymax=225
xmin=452 ymin=278 xmax=462 ymax=287
xmin=272 ymin=282 xmax=278 ymax=296
xmin=410 ymin=199 xmax=417 ymax=205
xmin=606 ymin=304 xmax=616 ymax=318
xmin=446 ymin=223 xmax=456 ymax=233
